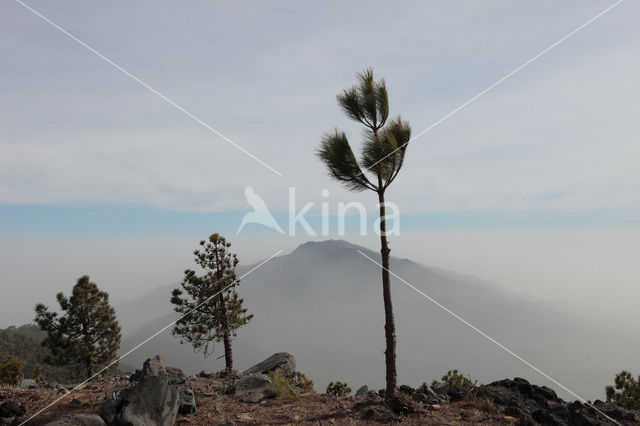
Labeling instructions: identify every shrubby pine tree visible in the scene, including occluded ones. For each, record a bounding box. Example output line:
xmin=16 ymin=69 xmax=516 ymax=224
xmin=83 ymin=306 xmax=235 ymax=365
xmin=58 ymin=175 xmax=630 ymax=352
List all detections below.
xmin=606 ymin=370 xmax=640 ymax=409
xmin=33 ymin=363 xmax=43 ymax=382
xmin=34 ymin=275 xmax=121 ymax=379
xmin=326 ymin=381 xmax=351 ymax=397
xmin=171 ymin=234 xmax=253 ymax=372
xmin=317 ymin=68 xmax=411 ymax=401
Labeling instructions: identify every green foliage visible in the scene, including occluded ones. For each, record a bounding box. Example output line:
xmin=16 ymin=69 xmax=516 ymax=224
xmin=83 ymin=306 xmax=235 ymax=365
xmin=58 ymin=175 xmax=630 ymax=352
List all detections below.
xmin=269 ymin=368 xmax=297 ymax=400
xmin=326 ymin=381 xmax=351 ymax=397
xmin=317 ymin=67 xmax=412 ymax=195
xmin=0 ymin=324 xmax=69 ymax=382
xmin=34 ymin=275 xmax=122 ymax=379
xmin=606 ymin=370 xmax=640 ymax=409
xmin=439 ymin=369 xmax=474 ymax=391
xmin=171 ymin=234 xmax=253 ymax=369
xmin=290 ymin=371 xmax=314 ymax=392
xmin=0 ymin=355 xmax=24 ymax=385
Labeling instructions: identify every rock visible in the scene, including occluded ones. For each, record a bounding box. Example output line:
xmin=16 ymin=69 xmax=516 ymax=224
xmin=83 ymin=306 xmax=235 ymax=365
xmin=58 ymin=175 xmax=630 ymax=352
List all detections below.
xmin=398 ymin=385 xmax=414 ymax=395
xmin=0 ymin=401 xmax=25 ymax=418
xmin=410 ymin=392 xmax=428 ymax=403
xmin=198 ymin=371 xmax=213 ymax=379
xmin=98 ymin=399 xmax=117 ymax=424
xmin=0 ymin=417 xmax=16 ymax=426
xmin=243 ymin=352 xmax=296 ymax=377
xmin=416 ymin=383 xmax=438 ymax=398
xmin=178 ymin=386 xmax=197 ymax=415
xmin=69 ymin=398 xmax=82 ymax=406
xmin=432 ymin=381 xmax=448 ymax=395
xmin=592 ymin=400 xmax=638 ymax=422
xmin=217 ymin=422 xmax=233 ymax=426
xmin=239 ymin=392 xmax=263 ymax=403
xmin=44 ymin=414 xmax=106 ymax=425
xmin=478 ymin=378 xmax=640 ymax=426
xmin=411 ymin=391 xmax=439 ymax=405
xmin=20 ymin=379 xmax=36 ymax=389
xmin=128 ymin=369 xmax=142 ymax=383
xmin=355 ymin=385 xmax=369 ymax=396
xmin=233 ymin=374 xmax=277 ymax=403
xmin=166 ymin=367 xmax=186 ymax=386
xmin=111 ymin=355 xmax=180 ymax=426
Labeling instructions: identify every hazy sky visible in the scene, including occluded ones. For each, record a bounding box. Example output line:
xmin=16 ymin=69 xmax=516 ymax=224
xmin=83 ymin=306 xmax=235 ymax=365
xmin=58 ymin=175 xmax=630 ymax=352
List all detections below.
xmin=1 ymin=1 xmax=639 ymax=325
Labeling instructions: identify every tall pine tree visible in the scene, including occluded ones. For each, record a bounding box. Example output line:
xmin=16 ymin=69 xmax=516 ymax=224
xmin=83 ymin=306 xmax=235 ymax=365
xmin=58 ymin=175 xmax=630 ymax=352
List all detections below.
xmin=34 ymin=276 xmax=121 ymax=379
xmin=317 ymin=68 xmax=411 ymax=401
xmin=171 ymin=233 xmax=252 ymax=372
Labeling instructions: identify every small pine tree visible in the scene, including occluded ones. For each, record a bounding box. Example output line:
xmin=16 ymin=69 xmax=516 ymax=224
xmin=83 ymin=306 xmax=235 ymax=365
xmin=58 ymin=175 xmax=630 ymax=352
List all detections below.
xmin=290 ymin=371 xmax=314 ymax=391
xmin=606 ymin=370 xmax=640 ymax=409
xmin=0 ymin=355 xmax=24 ymax=385
xmin=171 ymin=234 xmax=253 ymax=372
xmin=326 ymin=381 xmax=351 ymax=397
xmin=438 ymin=369 xmax=474 ymax=391
xmin=33 ymin=363 xmax=43 ymax=382
xmin=34 ymin=275 xmax=122 ymax=379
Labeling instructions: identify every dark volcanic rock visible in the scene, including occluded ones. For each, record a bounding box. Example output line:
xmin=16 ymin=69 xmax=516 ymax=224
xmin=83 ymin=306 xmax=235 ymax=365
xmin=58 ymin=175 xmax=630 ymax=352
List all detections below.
xmin=398 ymin=385 xmax=415 ymax=395
xmin=478 ymin=378 xmax=640 ymax=425
xmin=243 ymin=352 xmax=296 ymax=377
xmin=109 ymin=355 xmax=180 ymax=426
xmin=355 ymin=385 xmax=369 ymax=396
xmin=178 ymin=386 xmax=197 ymax=415
xmin=166 ymin=367 xmax=186 ymax=386
xmin=0 ymin=401 xmax=25 ymax=418
xmin=233 ymin=373 xmax=277 ymax=403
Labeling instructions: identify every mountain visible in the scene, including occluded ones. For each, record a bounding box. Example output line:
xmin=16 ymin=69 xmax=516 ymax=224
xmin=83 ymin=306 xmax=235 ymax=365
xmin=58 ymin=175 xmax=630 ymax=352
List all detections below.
xmin=115 ymin=240 xmax=637 ymax=400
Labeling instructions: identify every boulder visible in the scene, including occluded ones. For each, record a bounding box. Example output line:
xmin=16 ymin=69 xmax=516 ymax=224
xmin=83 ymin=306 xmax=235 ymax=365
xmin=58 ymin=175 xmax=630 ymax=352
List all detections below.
xmin=398 ymin=385 xmax=414 ymax=395
xmin=110 ymin=355 xmax=179 ymax=426
xmin=410 ymin=392 xmax=428 ymax=403
xmin=233 ymin=374 xmax=277 ymax=403
xmin=432 ymin=381 xmax=448 ymax=395
xmin=478 ymin=378 xmax=640 ymax=426
xmin=166 ymin=367 xmax=186 ymax=386
xmin=355 ymin=385 xmax=369 ymax=396
xmin=98 ymin=399 xmax=117 ymax=424
xmin=44 ymin=414 xmax=106 ymax=425
xmin=243 ymin=353 xmax=296 ymax=377
xmin=416 ymin=383 xmax=438 ymax=398
xmin=20 ymin=379 xmax=36 ymax=389
xmin=0 ymin=401 xmax=25 ymax=418
xmin=178 ymin=387 xmax=197 ymax=415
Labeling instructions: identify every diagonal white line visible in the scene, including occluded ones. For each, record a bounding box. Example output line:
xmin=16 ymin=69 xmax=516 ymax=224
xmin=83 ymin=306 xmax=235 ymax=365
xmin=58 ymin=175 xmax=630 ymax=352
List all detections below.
xmin=364 ymin=0 xmax=625 ymax=174
xmin=356 ymin=249 xmax=621 ymax=426
xmin=19 ymin=249 xmax=283 ymax=425
xmin=14 ymin=0 xmax=283 ymax=177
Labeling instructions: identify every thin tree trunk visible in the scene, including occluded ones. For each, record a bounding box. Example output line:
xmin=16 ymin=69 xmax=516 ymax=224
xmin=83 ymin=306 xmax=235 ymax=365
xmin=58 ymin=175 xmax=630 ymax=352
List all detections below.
xmin=86 ymin=356 xmax=93 ymax=379
xmin=218 ymin=293 xmax=233 ymax=372
xmin=378 ymin=188 xmax=397 ymax=401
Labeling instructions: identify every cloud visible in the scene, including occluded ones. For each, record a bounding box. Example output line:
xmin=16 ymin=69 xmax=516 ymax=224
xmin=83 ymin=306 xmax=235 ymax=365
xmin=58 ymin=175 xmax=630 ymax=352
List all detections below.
xmin=0 ymin=0 xmax=638 ymax=215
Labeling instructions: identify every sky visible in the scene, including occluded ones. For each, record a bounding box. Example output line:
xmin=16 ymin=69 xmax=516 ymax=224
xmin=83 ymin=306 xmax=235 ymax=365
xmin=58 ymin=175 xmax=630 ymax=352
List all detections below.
xmin=1 ymin=0 xmax=639 ymax=325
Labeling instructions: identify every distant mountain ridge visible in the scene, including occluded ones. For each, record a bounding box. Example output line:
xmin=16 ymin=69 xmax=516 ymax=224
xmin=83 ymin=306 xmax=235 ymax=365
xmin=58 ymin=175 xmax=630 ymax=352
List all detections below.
xmin=115 ymin=239 xmax=638 ymax=401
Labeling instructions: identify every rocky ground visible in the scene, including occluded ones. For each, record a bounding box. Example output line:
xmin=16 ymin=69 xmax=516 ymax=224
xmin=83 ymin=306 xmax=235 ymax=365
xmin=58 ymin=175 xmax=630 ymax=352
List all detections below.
xmin=1 ymin=353 xmax=638 ymax=425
